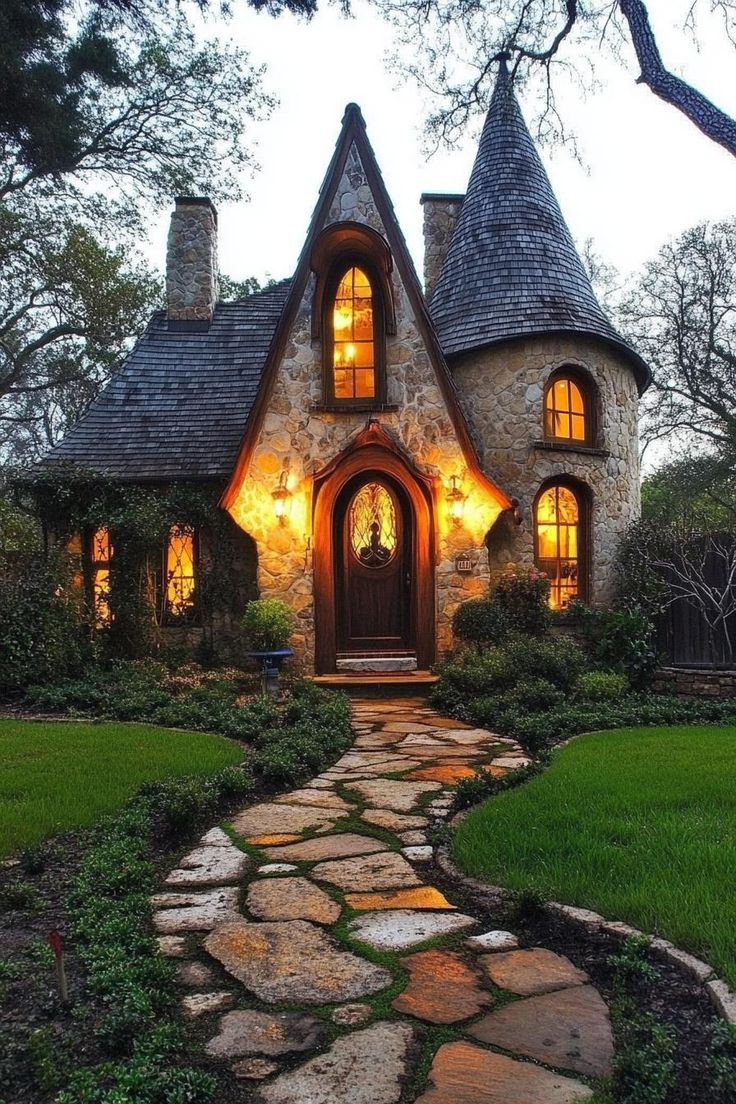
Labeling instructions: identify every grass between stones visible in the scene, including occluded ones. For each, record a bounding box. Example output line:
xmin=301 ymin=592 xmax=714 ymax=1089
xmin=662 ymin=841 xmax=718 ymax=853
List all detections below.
xmin=453 ymin=725 xmax=736 ymax=988
xmin=0 ymin=719 xmax=242 ymax=856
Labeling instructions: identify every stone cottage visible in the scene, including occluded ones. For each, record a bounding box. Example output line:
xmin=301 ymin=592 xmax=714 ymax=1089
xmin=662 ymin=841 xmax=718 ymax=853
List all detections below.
xmin=42 ymin=60 xmax=650 ymax=676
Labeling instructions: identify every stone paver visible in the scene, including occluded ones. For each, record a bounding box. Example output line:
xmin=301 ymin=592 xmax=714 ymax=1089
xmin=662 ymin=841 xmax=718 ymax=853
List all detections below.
xmin=348 ymin=909 xmax=477 ymax=951
xmin=261 ymin=833 xmax=387 ymax=862
xmin=165 ymin=843 xmax=248 ymax=887
xmin=345 ymin=886 xmax=454 ymax=911
xmin=416 ymin=1041 xmax=593 ymax=1103
xmin=152 ymin=698 xmax=616 ymax=1104
xmin=205 ymin=920 xmax=392 ymax=1003
xmin=181 ymin=991 xmax=234 ymax=1019
xmin=345 ymin=778 xmax=442 ymax=812
xmin=469 ymin=985 xmax=614 ymax=1078
xmin=205 ymin=1009 xmax=326 ymax=1059
xmin=392 ymin=949 xmax=491 ymax=1023
xmin=256 ymin=1023 xmax=414 ymax=1104
xmin=312 ymin=850 xmax=422 ymax=891
xmin=479 ymin=948 xmax=589 ymax=996
xmin=246 ymin=877 xmax=341 ymax=924
xmin=231 ymin=802 xmax=340 ymax=837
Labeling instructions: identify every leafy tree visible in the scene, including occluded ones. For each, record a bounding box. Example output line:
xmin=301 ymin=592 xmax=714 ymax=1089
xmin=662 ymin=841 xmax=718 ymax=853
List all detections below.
xmin=621 ymin=218 xmax=736 ymax=458
xmin=641 ymin=455 xmax=736 ymax=528
xmin=373 ymin=1 xmax=736 ymax=157
xmin=0 ymin=0 xmax=326 ymax=463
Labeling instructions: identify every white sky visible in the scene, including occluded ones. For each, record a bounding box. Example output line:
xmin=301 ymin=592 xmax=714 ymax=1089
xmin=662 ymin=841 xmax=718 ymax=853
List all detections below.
xmin=148 ymin=0 xmax=736 ymax=287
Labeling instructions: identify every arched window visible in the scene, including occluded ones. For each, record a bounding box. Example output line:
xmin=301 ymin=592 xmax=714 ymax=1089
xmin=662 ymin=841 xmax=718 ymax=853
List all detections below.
xmin=311 ymin=223 xmax=394 ymax=409
xmin=534 ymin=483 xmax=587 ymax=609
xmin=544 ymin=372 xmax=592 ymax=445
xmin=164 ymin=524 xmax=197 ymax=620
xmin=90 ymin=527 xmax=113 ymax=628
xmin=331 ymin=265 xmax=376 ymax=402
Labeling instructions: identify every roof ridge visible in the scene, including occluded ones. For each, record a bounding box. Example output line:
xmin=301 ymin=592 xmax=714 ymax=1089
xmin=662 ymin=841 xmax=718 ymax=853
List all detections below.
xmin=429 ymin=60 xmax=650 ymax=392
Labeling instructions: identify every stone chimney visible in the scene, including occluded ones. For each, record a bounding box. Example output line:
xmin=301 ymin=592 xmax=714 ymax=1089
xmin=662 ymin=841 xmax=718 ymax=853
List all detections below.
xmin=166 ymin=196 xmax=218 ymax=326
xmin=420 ymin=193 xmax=464 ymax=301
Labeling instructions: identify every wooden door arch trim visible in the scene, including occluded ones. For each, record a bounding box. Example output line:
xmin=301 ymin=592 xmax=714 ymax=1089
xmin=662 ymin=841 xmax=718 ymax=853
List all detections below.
xmin=312 ymin=436 xmax=436 ymax=674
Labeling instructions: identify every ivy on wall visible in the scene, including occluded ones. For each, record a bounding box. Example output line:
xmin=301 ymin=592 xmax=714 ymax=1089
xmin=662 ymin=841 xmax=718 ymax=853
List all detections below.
xmin=25 ymin=466 xmax=258 ymax=660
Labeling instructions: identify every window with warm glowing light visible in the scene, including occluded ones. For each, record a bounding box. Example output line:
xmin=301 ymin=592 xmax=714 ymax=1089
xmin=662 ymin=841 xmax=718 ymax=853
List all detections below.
xmin=164 ymin=524 xmax=196 ymax=619
xmin=544 ymin=375 xmax=589 ymax=443
xmin=331 ymin=266 xmax=375 ymax=401
xmin=349 ymin=482 xmax=397 ymax=567
xmin=90 ymin=527 xmax=112 ymax=628
xmin=534 ymin=484 xmax=584 ymax=610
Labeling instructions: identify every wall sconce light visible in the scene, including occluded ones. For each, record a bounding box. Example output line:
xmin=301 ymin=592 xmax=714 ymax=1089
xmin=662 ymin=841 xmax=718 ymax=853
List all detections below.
xmin=447 ymin=475 xmax=466 ymax=527
xmin=272 ymin=472 xmax=290 ymax=526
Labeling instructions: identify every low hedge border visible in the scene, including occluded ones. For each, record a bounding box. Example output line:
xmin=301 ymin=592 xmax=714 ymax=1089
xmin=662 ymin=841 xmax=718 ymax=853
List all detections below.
xmin=3 ymin=681 xmax=353 ymax=1104
xmin=437 ymin=770 xmax=736 ymax=1030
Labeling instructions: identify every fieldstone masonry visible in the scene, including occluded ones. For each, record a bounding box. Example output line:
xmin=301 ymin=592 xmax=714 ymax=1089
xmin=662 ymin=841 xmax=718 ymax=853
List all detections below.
xmin=421 ymin=194 xmax=464 ymax=300
xmin=228 ymin=145 xmax=505 ymax=668
xmin=166 ymin=197 xmax=219 ymax=322
xmin=452 ymin=336 xmax=641 ymax=604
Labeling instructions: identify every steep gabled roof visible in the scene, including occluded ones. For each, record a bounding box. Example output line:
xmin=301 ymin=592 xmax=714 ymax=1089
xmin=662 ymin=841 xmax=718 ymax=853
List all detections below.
xmin=221 ymin=104 xmax=511 ymax=512
xmin=429 ymin=59 xmax=651 ymax=393
xmin=40 ymin=281 xmax=291 ymax=481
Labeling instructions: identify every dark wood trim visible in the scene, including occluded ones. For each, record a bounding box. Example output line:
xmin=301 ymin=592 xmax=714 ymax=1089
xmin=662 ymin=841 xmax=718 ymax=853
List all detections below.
xmin=310 ymin=222 xmax=396 ymax=339
xmin=532 ymin=476 xmax=592 ymax=606
xmin=312 ymin=403 xmax=399 ymax=415
xmin=532 ymin=440 xmax=609 ymax=458
xmin=542 ymin=365 xmax=598 ymax=449
xmin=312 ymin=422 xmax=436 ymax=674
xmin=219 ymin=104 xmax=512 ymax=515
xmin=319 ymin=254 xmax=387 ymax=408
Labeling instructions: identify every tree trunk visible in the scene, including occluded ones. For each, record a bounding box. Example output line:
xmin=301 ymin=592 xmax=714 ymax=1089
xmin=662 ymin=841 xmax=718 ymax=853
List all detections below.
xmin=619 ymin=0 xmax=736 ymax=159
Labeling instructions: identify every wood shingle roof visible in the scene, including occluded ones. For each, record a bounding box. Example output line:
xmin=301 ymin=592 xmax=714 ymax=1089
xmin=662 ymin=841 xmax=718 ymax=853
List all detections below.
xmin=429 ymin=60 xmax=651 ymax=392
xmin=42 ymin=280 xmax=291 ymax=480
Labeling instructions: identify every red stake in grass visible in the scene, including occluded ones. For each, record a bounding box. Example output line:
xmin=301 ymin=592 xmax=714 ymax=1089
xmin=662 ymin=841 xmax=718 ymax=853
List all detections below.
xmin=48 ymin=929 xmax=69 ymax=1006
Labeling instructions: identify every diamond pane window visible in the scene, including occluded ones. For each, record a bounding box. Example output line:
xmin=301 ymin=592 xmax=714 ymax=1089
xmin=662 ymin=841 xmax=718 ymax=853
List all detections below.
xmin=90 ymin=527 xmax=112 ymax=628
xmin=165 ymin=524 xmax=196 ymax=618
xmin=349 ymin=482 xmax=397 ymax=567
xmin=535 ymin=485 xmax=581 ymax=610
xmin=544 ymin=376 xmax=587 ymax=442
xmin=332 ymin=266 xmax=375 ymax=400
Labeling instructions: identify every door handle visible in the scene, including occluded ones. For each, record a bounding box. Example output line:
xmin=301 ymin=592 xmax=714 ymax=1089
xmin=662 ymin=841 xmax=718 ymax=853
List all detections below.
xmin=405 ymin=572 xmax=411 ymax=588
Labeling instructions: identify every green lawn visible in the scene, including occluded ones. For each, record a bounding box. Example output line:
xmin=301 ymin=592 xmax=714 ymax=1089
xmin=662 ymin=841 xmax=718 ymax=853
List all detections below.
xmin=0 ymin=719 xmax=242 ymax=856
xmin=454 ymin=725 xmax=736 ymax=987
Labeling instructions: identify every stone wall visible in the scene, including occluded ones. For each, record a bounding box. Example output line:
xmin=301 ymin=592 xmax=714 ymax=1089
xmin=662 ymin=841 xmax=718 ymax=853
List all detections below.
xmin=451 ymin=336 xmax=641 ymax=604
xmin=166 ymin=197 xmax=218 ymax=323
xmin=420 ymin=194 xmax=464 ymax=300
xmin=652 ymin=667 xmax=736 ymax=699
xmin=226 ymin=145 xmax=507 ymax=671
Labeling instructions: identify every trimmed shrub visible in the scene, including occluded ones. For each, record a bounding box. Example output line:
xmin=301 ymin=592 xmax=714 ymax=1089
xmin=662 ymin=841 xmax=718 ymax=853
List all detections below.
xmin=452 ymin=598 xmax=510 ymax=646
xmin=241 ymin=598 xmax=293 ymax=651
xmin=572 ymin=602 xmax=658 ymax=688
xmin=491 ymin=566 xmax=551 ymax=636
xmin=504 ymin=678 xmax=566 ymax=713
xmin=576 ymin=670 xmax=629 ymax=702
xmin=501 ymin=634 xmax=587 ymax=690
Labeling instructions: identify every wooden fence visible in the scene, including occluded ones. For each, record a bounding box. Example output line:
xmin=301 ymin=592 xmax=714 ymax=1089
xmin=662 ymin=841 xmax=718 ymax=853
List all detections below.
xmin=656 ymin=535 xmax=736 ymax=669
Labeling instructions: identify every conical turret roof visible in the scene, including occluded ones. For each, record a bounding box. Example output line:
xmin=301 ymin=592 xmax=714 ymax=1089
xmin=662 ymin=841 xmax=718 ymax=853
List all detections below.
xmin=429 ymin=60 xmax=650 ymax=391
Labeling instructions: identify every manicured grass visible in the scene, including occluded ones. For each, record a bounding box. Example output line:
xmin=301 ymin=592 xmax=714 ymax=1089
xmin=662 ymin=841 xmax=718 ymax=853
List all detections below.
xmin=0 ymin=719 xmax=242 ymax=855
xmin=453 ymin=726 xmax=736 ymax=987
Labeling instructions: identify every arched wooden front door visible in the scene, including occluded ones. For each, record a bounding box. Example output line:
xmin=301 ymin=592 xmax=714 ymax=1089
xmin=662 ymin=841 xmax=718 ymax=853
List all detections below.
xmin=335 ymin=473 xmax=413 ymax=654
xmin=311 ymin=426 xmax=436 ymax=674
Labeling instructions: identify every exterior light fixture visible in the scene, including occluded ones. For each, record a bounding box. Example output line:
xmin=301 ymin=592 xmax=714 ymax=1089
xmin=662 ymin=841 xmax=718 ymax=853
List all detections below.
xmin=272 ymin=472 xmax=290 ymax=526
xmin=447 ymin=475 xmax=466 ymax=527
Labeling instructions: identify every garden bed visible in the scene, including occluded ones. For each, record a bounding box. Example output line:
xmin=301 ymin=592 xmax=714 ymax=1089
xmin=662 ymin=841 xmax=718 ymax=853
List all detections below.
xmin=0 ymin=672 xmax=353 ymax=1104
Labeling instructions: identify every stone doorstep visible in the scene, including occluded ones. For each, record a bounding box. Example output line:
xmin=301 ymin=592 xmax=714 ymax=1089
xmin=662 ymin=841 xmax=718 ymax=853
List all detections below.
xmin=336 ymin=656 xmax=418 ymax=672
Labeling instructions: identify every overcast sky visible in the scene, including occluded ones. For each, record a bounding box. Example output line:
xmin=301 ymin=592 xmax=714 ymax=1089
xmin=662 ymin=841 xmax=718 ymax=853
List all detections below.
xmin=150 ymin=0 xmax=735 ymax=287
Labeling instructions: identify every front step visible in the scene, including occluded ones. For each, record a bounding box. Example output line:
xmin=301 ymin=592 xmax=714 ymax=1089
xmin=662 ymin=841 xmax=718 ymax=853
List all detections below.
xmin=311 ymin=670 xmax=438 ymax=698
xmin=336 ymin=655 xmax=418 ymax=673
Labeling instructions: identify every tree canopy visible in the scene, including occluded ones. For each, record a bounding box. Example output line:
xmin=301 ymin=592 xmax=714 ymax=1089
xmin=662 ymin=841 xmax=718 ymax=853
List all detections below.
xmin=373 ymin=1 xmax=736 ymax=158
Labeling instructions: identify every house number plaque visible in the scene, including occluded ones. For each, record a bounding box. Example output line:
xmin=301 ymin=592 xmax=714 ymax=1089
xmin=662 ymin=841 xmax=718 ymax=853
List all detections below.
xmin=455 ymin=556 xmax=477 ymax=574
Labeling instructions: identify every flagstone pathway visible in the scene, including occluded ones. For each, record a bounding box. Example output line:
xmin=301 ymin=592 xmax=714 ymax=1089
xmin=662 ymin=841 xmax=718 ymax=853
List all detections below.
xmin=152 ymin=698 xmax=615 ymax=1102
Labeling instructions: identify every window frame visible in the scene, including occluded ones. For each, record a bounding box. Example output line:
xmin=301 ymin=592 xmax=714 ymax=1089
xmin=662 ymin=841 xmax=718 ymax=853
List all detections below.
xmin=533 ymin=479 xmax=590 ymax=609
xmin=87 ymin=526 xmax=113 ymax=629
xmin=161 ymin=523 xmax=199 ymax=626
xmin=543 ymin=368 xmax=596 ymax=448
xmin=322 ymin=254 xmax=387 ymax=409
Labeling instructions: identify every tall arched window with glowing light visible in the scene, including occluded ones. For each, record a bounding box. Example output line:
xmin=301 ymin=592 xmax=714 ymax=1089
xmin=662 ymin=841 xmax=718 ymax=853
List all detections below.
xmin=330 ymin=265 xmax=376 ymax=402
xmin=164 ymin=524 xmax=197 ymax=620
xmin=90 ymin=527 xmax=113 ymax=628
xmin=543 ymin=373 xmax=591 ymax=444
xmin=534 ymin=483 xmax=586 ymax=609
